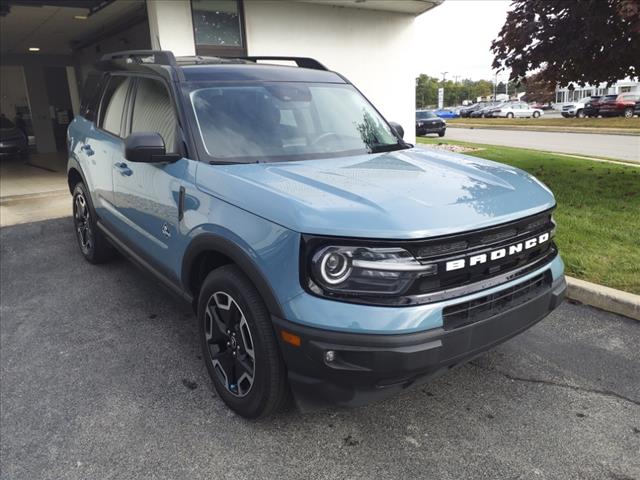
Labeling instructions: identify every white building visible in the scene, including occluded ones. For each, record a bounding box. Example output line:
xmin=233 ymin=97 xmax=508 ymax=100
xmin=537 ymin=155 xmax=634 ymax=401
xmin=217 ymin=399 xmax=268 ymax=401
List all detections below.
xmin=555 ymin=78 xmax=640 ymax=103
xmin=1 ymin=0 xmax=443 ymax=161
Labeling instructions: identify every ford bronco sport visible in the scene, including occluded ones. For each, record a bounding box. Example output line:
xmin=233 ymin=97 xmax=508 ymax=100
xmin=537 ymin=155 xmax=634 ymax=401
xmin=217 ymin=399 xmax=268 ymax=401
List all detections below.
xmin=68 ymin=51 xmax=566 ymax=418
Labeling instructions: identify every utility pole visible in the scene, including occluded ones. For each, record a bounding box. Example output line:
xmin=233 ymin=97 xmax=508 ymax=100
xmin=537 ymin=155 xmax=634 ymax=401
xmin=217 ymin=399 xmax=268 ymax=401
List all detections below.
xmin=440 ymin=72 xmax=448 ymax=109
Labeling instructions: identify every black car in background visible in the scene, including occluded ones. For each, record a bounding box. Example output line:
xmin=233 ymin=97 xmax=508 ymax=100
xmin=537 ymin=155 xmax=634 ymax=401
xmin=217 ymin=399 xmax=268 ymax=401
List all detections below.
xmin=416 ymin=110 xmax=446 ymax=136
xmin=459 ymin=102 xmax=486 ymax=117
xmin=634 ymin=100 xmax=640 ymax=117
xmin=0 ymin=115 xmax=29 ymax=158
xmin=583 ymin=96 xmax=602 ymax=118
xmin=470 ymin=102 xmax=500 ymax=118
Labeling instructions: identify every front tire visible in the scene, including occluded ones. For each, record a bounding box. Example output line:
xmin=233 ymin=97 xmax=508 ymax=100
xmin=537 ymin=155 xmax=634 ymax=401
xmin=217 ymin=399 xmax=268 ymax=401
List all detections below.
xmin=438 ymin=129 xmax=446 ymax=137
xmin=198 ymin=265 xmax=291 ymax=419
xmin=576 ymin=109 xmax=585 ymax=118
xmin=533 ymin=111 xmax=541 ymax=118
xmin=72 ymin=182 xmax=114 ymax=264
xmin=506 ymin=112 xmax=514 ymax=118
xmin=624 ymin=107 xmax=633 ymax=118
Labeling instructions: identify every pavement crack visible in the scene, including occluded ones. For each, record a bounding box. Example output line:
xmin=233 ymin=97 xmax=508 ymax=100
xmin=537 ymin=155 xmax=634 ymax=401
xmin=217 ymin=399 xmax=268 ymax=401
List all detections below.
xmin=470 ymin=362 xmax=640 ymax=406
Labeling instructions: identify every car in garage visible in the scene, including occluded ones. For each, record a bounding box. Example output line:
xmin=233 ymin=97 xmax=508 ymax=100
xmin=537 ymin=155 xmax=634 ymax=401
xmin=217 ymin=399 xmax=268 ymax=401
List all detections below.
xmin=490 ymin=102 xmax=543 ymax=118
xmin=415 ymin=110 xmax=446 ymax=136
xmin=0 ymin=115 xmax=29 ymax=158
xmin=67 ymin=50 xmax=566 ymax=418
xmin=598 ymin=93 xmax=640 ymax=118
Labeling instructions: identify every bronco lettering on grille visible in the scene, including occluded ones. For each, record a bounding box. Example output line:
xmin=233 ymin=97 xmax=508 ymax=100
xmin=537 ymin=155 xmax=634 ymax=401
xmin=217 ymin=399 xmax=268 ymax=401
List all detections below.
xmin=445 ymin=232 xmax=551 ymax=272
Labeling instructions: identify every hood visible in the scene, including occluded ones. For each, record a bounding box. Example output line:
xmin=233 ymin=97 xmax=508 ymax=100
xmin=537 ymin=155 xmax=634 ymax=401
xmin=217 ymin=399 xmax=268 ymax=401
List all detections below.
xmin=195 ymin=147 xmax=555 ymax=239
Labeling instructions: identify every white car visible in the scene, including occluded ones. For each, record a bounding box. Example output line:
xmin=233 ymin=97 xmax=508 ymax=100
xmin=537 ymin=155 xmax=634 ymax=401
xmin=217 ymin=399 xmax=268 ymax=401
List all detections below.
xmin=491 ymin=102 xmax=543 ymax=118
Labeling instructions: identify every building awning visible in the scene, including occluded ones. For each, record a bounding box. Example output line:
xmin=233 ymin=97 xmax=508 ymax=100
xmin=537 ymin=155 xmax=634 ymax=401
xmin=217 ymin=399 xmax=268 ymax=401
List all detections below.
xmin=299 ymin=0 xmax=443 ymax=16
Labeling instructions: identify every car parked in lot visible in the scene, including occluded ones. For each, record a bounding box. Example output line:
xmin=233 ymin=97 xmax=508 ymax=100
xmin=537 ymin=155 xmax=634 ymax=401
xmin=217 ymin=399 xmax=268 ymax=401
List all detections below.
xmin=490 ymin=102 xmax=543 ymax=118
xmin=416 ymin=110 xmax=446 ymax=136
xmin=433 ymin=108 xmax=459 ymax=119
xmin=583 ymin=96 xmax=602 ymax=118
xmin=561 ymin=97 xmax=593 ymax=118
xmin=469 ymin=102 xmax=500 ymax=118
xmin=0 ymin=115 xmax=29 ymax=158
xmin=68 ymin=50 xmax=566 ymax=418
xmin=598 ymin=93 xmax=640 ymax=118
xmin=635 ymin=100 xmax=640 ymax=117
xmin=459 ymin=103 xmax=486 ymax=118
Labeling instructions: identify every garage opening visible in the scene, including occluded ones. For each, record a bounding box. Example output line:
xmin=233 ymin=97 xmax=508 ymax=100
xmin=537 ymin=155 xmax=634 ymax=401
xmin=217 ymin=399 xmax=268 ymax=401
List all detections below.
xmin=0 ymin=0 xmax=149 ymax=225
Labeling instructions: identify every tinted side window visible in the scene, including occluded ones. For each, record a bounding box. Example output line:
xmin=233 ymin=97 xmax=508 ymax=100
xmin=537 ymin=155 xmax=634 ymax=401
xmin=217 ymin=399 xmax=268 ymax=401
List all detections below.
xmin=99 ymin=76 xmax=131 ymax=136
xmin=79 ymin=72 xmax=105 ymax=121
xmin=131 ymin=77 xmax=178 ymax=153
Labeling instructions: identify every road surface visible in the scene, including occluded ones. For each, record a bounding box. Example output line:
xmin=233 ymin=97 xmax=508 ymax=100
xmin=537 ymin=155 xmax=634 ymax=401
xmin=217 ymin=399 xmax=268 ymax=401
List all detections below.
xmin=2 ymin=218 xmax=639 ymax=480
xmin=443 ymin=127 xmax=640 ymax=163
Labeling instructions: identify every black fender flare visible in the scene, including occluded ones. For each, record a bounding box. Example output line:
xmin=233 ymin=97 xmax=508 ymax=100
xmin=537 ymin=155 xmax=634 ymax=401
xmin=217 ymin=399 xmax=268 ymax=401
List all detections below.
xmin=181 ymin=233 xmax=285 ymax=318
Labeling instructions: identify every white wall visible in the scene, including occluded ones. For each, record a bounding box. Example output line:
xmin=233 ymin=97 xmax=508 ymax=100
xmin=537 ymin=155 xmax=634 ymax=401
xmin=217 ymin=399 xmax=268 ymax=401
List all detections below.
xmin=0 ymin=66 xmax=29 ymax=118
xmin=148 ymin=0 xmax=196 ymax=56
xmin=243 ymin=1 xmax=417 ymax=143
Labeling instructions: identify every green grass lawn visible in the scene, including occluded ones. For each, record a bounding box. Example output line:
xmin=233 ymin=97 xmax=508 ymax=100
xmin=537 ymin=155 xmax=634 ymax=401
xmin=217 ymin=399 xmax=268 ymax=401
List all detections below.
xmin=417 ymin=137 xmax=640 ymax=294
xmin=448 ymin=116 xmax=640 ymax=130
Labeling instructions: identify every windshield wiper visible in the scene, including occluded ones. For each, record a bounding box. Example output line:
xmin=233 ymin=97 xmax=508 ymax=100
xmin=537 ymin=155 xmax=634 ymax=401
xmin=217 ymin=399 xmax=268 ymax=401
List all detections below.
xmin=368 ymin=143 xmax=408 ymax=154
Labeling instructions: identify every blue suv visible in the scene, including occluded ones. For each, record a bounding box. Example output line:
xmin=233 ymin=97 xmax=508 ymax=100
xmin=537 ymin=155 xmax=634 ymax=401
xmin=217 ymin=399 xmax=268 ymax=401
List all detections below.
xmin=68 ymin=51 xmax=566 ymax=418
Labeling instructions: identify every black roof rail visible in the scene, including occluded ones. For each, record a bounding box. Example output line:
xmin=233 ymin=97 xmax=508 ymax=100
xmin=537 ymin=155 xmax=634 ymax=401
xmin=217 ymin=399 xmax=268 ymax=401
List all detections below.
xmin=99 ymin=50 xmax=177 ymax=66
xmin=240 ymin=56 xmax=327 ymax=71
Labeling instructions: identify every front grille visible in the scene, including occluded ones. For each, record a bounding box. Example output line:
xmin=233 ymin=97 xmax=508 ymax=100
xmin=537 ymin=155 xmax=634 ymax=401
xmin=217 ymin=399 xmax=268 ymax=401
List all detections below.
xmin=403 ymin=209 xmax=556 ymax=297
xmin=442 ymin=271 xmax=551 ymax=330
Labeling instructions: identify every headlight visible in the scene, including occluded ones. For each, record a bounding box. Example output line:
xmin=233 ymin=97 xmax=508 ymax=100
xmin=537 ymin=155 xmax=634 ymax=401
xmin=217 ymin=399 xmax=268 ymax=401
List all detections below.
xmin=308 ymin=245 xmax=437 ymax=297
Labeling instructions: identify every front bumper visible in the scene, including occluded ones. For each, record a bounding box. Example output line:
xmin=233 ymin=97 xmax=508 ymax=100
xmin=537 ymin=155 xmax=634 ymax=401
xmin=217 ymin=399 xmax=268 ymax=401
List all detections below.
xmin=274 ymin=275 xmax=566 ymax=409
xmin=416 ymin=124 xmax=445 ymax=135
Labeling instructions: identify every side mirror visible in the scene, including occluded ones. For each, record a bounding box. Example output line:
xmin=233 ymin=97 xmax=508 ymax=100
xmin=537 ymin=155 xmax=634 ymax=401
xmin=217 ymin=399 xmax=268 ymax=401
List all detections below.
xmin=124 ymin=132 xmax=179 ymax=163
xmin=389 ymin=121 xmax=404 ymax=139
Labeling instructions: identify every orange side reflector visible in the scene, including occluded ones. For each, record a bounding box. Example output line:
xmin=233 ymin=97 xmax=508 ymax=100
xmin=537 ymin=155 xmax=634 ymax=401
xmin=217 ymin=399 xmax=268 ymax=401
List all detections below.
xmin=280 ymin=330 xmax=301 ymax=347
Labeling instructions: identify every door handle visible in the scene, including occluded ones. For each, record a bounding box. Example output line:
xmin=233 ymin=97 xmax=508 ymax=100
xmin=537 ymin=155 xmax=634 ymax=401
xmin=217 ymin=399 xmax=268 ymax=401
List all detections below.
xmin=114 ymin=162 xmax=133 ymax=176
xmin=81 ymin=144 xmax=94 ymax=156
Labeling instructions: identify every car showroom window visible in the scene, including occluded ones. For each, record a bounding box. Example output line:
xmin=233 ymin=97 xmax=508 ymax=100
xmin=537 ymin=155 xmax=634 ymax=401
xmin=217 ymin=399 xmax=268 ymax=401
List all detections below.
xmin=99 ymin=76 xmax=131 ymax=136
xmin=131 ymin=77 xmax=178 ymax=153
xmin=191 ymin=0 xmax=246 ymax=57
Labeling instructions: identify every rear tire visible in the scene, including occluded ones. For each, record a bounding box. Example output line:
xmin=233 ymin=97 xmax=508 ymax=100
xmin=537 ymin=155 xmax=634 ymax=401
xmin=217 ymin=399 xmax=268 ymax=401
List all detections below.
xmin=198 ymin=265 xmax=291 ymax=419
xmin=72 ymin=182 xmax=115 ymax=264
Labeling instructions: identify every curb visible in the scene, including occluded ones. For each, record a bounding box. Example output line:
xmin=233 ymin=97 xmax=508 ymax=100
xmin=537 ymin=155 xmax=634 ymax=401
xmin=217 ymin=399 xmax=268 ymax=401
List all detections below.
xmin=448 ymin=123 xmax=640 ymax=136
xmin=566 ymin=276 xmax=640 ymax=321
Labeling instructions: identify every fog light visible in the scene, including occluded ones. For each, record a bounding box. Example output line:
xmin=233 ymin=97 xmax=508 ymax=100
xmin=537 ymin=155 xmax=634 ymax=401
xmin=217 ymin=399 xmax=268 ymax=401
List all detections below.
xmin=324 ymin=350 xmax=336 ymax=363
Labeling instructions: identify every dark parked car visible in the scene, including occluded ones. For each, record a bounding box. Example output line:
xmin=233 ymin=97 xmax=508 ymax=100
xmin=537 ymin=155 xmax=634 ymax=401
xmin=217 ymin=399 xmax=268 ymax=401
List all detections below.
xmin=599 ymin=93 xmax=640 ymax=118
xmin=459 ymin=103 xmax=486 ymax=118
xmin=583 ymin=96 xmax=602 ymax=118
xmin=470 ymin=102 xmax=500 ymax=118
xmin=0 ymin=115 xmax=29 ymax=158
xmin=415 ymin=110 xmax=446 ymax=136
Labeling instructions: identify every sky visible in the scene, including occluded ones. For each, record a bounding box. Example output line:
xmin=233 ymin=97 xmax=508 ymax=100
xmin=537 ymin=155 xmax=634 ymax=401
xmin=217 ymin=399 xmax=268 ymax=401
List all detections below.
xmin=415 ymin=0 xmax=512 ymax=82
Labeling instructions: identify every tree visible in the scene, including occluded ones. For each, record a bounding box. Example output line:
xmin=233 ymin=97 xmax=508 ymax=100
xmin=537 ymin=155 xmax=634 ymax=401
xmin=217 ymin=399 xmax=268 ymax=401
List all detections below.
xmin=491 ymin=0 xmax=640 ymax=86
xmin=521 ymin=72 xmax=556 ymax=103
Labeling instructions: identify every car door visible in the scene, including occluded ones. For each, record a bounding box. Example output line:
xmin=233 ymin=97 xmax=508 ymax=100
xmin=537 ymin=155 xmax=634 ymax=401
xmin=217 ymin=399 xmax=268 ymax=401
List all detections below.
xmin=78 ymin=74 xmax=132 ymax=224
xmin=110 ymin=75 xmax=192 ymax=281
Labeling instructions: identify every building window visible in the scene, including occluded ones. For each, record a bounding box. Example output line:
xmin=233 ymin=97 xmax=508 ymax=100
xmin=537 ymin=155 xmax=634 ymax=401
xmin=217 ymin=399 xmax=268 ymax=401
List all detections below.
xmin=192 ymin=0 xmax=246 ymax=57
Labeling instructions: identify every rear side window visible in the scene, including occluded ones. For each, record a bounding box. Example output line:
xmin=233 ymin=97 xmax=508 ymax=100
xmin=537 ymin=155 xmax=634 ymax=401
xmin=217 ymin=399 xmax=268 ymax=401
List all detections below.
xmin=130 ymin=77 xmax=178 ymax=153
xmin=79 ymin=72 xmax=105 ymax=121
xmin=99 ymin=76 xmax=131 ymax=136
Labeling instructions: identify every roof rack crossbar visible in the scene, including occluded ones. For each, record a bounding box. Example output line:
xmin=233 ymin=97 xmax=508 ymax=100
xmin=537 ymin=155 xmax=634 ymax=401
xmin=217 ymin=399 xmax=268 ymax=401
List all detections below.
xmin=99 ymin=50 xmax=177 ymax=66
xmin=240 ymin=56 xmax=327 ymax=71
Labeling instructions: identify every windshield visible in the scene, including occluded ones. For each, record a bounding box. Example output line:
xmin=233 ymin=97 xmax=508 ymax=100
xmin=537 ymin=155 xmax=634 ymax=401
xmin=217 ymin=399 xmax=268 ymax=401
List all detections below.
xmin=416 ymin=111 xmax=437 ymax=119
xmin=189 ymin=82 xmax=404 ymax=163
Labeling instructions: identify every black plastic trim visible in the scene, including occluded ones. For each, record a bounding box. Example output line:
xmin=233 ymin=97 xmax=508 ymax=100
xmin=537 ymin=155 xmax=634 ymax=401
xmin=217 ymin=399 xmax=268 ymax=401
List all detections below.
xmin=181 ymin=233 xmax=285 ymax=318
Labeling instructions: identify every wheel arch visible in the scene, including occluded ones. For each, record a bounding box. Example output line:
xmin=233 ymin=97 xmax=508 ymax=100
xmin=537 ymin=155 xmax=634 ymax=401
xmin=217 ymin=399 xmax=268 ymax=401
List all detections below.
xmin=67 ymin=156 xmax=87 ymax=193
xmin=182 ymin=233 xmax=285 ymax=318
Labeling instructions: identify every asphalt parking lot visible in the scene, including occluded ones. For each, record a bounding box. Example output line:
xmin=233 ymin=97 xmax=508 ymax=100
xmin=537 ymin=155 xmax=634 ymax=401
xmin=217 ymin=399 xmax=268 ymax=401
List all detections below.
xmin=1 ymin=218 xmax=639 ymax=480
